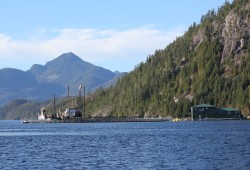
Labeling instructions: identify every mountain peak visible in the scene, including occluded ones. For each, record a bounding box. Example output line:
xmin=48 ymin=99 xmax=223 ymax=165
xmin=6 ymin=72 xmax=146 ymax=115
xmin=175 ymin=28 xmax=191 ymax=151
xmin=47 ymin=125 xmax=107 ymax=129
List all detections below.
xmin=29 ymin=52 xmax=121 ymax=92
xmin=49 ymin=52 xmax=83 ymax=64
xmin=60 ymin=52 xmax=81 ymax=59
xmin=44 ymin=52 xmax=86 ymax=69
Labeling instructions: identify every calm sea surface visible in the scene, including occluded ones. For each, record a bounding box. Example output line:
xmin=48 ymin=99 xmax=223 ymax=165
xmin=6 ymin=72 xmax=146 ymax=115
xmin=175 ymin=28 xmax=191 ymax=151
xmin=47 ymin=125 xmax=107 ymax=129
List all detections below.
xmin=0 ymin=120 xmax=250 ymax=169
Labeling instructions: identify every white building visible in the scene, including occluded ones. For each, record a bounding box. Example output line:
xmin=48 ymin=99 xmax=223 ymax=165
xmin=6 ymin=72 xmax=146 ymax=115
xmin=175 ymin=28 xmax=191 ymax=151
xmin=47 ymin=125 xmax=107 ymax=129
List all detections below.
xmin=38 ymin=107 xmax=47 ymax=120
xmin=64 ymin=107 xmax=81 ymax=117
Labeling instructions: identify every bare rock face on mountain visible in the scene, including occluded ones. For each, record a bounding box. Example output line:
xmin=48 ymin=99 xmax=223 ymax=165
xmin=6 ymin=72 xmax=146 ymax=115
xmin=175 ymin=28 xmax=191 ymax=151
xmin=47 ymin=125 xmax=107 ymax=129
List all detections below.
xmin=192 ymin=2 xmax=250 ymax=66
xmin=221 ymin=4 xmax=250 ymax=64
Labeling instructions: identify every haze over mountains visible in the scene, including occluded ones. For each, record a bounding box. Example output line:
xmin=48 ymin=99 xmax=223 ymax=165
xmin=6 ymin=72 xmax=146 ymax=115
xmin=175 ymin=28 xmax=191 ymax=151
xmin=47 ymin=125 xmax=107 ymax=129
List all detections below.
xmin=0 ymin=52 xmax=124 ymax=106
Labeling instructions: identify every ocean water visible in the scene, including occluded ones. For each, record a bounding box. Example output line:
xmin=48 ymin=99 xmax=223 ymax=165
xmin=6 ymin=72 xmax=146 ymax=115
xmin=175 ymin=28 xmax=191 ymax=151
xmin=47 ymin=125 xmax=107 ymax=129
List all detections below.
xmin=0 ymin=120 xmax=250 ymax=169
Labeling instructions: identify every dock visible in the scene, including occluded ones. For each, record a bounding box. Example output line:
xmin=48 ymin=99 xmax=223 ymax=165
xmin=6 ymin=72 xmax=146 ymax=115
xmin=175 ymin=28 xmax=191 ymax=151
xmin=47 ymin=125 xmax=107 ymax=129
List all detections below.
xmin=28 ymin=117 xmax=168 ymax=123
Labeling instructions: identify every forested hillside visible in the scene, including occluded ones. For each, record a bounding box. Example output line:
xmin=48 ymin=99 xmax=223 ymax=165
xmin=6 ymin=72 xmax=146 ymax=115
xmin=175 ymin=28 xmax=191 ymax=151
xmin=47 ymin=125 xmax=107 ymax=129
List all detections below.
xmin=0 ymin=97 xmax=69 ymax=120
xmin=85 ymin=0 xmax=250 ymax=118
xmin=0 ymin=99 xmax=45 ymax=120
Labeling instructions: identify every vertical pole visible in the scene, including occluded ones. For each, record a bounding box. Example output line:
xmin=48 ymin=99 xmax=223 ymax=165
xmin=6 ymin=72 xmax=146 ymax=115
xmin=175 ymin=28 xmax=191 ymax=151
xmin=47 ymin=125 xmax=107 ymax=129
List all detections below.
xmin=68 ymin=85 xmax=70 ymax=118
xmin=191 ymin=107 xmax=193 ymax=121
xmin=78 ymin=85 xmax=82 ymax=117
xmin=78 ymin=86 xmax=80 ymax=110
xmin=53 ymin=93 xmax=56 ymax=118
xmin=83 ymin=85 xmax=85 ymax=118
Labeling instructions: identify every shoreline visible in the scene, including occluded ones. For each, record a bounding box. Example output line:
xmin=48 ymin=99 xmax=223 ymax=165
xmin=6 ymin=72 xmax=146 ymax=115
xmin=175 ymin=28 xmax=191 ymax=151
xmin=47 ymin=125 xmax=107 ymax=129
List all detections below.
xmin=23 ymin=117 xmax=249 ymax=123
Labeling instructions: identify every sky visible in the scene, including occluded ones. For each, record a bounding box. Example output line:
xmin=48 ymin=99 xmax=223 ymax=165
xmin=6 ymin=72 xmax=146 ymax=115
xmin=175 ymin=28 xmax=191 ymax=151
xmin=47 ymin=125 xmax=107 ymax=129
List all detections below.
xmin=0 ymin=0 xmax=232 ymax=72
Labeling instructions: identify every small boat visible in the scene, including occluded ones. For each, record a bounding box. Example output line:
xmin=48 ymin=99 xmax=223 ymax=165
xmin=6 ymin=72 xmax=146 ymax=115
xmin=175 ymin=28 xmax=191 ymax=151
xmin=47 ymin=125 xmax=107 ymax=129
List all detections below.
xmin=172 ymin=118 xmax=181 ymax=122
xmin=22 ymin=119 xmax=29 ymax=124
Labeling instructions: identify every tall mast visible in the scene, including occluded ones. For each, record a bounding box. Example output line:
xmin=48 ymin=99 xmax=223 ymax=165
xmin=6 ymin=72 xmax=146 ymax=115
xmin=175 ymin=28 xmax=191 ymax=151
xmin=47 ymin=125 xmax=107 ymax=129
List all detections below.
xmin=83 ymin=85 xmax=85 ymax=118
xmin=79 ymin=85 xmax=82 ymax=109
xmin=78 ymin=85 xmax=83 ymax=117
xmin=68 ymin=85 xmax=70 ymax=117
xmin=53 ymin=93 xmax=56 ymax=118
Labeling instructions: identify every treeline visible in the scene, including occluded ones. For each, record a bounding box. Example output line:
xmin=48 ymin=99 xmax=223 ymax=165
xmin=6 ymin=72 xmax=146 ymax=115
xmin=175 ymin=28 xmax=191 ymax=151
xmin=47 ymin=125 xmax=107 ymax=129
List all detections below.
xmin=0 ymin=99 xmax=43 ymax=120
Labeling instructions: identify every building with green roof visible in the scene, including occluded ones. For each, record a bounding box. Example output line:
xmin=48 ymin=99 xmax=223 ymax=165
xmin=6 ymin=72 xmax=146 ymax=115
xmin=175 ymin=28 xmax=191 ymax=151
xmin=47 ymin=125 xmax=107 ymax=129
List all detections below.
xmin=191 ymin=104 xmax=242 ymax=120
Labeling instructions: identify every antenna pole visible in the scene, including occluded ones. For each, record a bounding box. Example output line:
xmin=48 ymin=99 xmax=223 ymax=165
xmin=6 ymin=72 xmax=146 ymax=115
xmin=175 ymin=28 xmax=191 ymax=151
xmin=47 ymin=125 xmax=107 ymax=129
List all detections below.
xmin=68 ymin=85 xmax=70 ymax=118
xmin=78 ymin=85 xmax=82 ymax=117
xmin=53 ymin=94 xmax=56 ymax=118
xmin=83 ymin=85 xmax=85 ymax=118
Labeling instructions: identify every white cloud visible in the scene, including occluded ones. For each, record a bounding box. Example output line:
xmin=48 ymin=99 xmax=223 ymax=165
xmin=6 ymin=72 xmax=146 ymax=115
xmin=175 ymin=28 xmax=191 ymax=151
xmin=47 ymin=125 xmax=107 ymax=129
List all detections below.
xmin=0 ymin=26 xmax=186 ymax=72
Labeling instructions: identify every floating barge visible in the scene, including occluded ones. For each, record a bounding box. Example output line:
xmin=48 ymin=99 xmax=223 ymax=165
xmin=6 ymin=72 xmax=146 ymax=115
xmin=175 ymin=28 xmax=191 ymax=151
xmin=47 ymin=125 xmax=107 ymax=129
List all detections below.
xmin=29 ymin=117 xmax=168 ymax=123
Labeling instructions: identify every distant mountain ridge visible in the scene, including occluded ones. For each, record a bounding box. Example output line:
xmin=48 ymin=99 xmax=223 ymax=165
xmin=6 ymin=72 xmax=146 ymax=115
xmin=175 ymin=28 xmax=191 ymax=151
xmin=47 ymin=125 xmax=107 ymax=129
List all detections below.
xmin=0 ymin=52 xmax=125 ymax=106
xmin=28 ymin=52 xmax=118 ymax=92
xmin=0 ymin=68 xmax=65 ymax=106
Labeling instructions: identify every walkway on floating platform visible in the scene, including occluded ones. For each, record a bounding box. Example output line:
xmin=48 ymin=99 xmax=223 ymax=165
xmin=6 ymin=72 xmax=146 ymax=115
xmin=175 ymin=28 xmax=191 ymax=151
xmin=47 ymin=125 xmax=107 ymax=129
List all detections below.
xmin=29 ymin=117 xmax=168 ymax=123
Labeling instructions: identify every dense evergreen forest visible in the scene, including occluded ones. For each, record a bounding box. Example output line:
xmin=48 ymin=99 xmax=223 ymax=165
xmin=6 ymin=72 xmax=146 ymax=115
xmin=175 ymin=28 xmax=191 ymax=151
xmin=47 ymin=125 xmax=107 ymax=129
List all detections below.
xmin=0 ymin=0 xmax=249 ymax=120
xmin=0 ymin=99 xmax=45 ymax=120
xmin=85 ymin=0 xmax=250 ymax=118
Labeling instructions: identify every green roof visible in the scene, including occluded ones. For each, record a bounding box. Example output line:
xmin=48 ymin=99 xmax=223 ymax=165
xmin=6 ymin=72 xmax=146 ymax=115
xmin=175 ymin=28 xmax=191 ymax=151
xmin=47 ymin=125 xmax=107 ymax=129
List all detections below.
xmin=192 ymin=104 xmax=215 ymax=108
xmin=221 ymin=108 xmax=240 ymax=111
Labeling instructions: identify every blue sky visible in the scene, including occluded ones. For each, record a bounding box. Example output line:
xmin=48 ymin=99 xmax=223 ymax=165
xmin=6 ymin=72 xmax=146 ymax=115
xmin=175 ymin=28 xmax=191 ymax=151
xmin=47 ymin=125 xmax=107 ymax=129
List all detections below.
xmin=0 ymin=0 xmax=231 ymax=72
